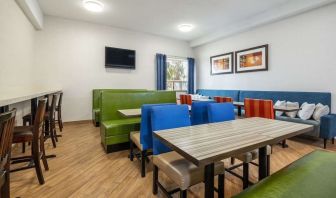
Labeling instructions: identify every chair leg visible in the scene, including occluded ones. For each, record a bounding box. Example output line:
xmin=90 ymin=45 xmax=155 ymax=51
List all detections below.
xmin=129 ymin=140 xmax=134 ymax=161
xmin=40 ymin=138 xmax=49 ymax=171
xmin=58 ymin=111 xmax=63 ymax=132
xmin=1 ymin=169 xmax=10 ymax=198
xmin=242 ymin=163 xmax=249 ymax=189
xmin=141 ymin=150 xmax=146 ymax=178
xmin=33 ymin=147 xmax=45 ymax=185
xmin=49 ymin=121 xmax=57 ymax=148
xmin=230 ymin=157 xmax=235 ymax=165
xmin=218 ymin=173 xmax=224 ymax=198
xmin=324 ymin=138 xmax=327 ymax=149
xmin=22 ymin=142 xmax=26 ymax=153
xmin=180 ymin=190 xmax=187 ymax=198
xmin=266 ymin=155 xmax=270 ymax=176
xmin=153 ymin=165 xmax=158 ymax=195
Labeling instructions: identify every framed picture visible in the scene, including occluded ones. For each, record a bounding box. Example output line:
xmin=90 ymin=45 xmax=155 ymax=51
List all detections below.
xmin=210 ymin=52 xmax=234 ymax=75
xmin=235 ymin=44 xmax=268 ymax=73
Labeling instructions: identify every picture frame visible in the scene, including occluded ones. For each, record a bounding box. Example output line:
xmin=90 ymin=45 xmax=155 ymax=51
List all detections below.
xmin=210 ymin=52 xmax=234 ymax=75
xmin=235 ymin=44 xmax=268 ymax=73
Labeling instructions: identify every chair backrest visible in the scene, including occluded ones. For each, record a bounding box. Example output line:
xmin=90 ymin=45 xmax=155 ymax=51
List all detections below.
xmin=0 ymin=109 xmax=16 ymax=184
xmin=49 ymin=94 xmax=57 ymax=120
xmin=244 ymin=98 xmax=275 ymax=119
xmin=191 ymin=101 xmax=215 ymax=125
xmin=58 ymin=92 xmax=63 ymax=108
xmin=214 ymin=96 xmax=233 ymax=103
xmin=180 ymin=94 xmax=192 ymax=105
xmin=208 ymin=103 xmax=235 ymax=123
xmin=151 ymin=105 xmax=191 ymax=155
xmin=32 ymin=99 xmax=47 ymax=149
xmin=140 ymin=103 xmax=175 ymax=150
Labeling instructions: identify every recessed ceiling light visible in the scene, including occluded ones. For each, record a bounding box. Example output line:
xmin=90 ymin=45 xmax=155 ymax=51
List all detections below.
xmin=178 ymin=24 xmax=194 ymax=32
xmin=83 ymin=0 xmax=104 ymax=12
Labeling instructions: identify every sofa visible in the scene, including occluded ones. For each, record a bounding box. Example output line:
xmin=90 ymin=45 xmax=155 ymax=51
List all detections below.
xmin=100 ymin=91 xmax=176 ymax=153
xmin=92 ymin=89 xmax=147 ymax=127
xmin=197 ymin=89 xmax=336 ymax=148
xmin=234 ymin=150 xmax=336 ymax=198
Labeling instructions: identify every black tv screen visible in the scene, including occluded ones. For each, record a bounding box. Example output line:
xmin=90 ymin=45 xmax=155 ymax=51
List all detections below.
xmin=105 ymin=47 xmax=136 ymax=69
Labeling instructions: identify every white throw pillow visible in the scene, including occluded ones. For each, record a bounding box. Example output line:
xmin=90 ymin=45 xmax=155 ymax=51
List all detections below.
xmin=298 ymin=102 xmax=316 ymax=120
xmin=274 ymin=100 xmax=286 ymax=117
xmin=313 ymin=103 xmax=330 ymax=121
xmin=285 ymin=102 xmax=299 ymax=118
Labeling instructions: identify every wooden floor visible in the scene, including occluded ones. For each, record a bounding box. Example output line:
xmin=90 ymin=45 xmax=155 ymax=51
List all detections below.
xmin=11 ymin=122 xmax=336 ymax=198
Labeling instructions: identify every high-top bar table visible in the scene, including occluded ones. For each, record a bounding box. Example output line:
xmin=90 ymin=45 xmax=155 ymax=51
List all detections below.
xmin=0 ymin=89 xmax=62 ymax=119
xmin=154 ymin=117 xmax=313 ymax=198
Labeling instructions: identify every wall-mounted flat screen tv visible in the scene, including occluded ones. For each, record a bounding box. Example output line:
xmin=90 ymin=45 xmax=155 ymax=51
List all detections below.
xmin=105 ymin=47 xmax=136 ymax=69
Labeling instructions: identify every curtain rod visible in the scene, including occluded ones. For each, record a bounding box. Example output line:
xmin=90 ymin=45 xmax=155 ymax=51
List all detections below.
xmin=167 ymin=55 xmax=188 ymax=59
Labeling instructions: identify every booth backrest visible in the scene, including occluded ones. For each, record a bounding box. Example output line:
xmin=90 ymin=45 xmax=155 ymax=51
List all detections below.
xmin=239 ymin=90 xmax=331 ymax=108
xmin=92 ymin=89 xmax=147 ymax=110
xmin=100 ymin=91 xmax=176 ymax=122
xmin=196 ymin=89 xmax=240 ymax=101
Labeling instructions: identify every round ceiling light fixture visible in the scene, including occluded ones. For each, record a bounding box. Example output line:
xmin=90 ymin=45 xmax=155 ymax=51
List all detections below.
xmin=178 ymin=24 xmax=194 ymax=32
xmin=83 ymin=0 xmax=104 ymax=12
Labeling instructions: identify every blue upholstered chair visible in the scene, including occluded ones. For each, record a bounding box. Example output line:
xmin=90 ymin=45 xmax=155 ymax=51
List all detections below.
xmin=207 ymin=103 xmax=271 ymax=189
xmin=190 ymin=101 xmax=215 ymax=125
xmin=151 ymin=105 xmax=225 ymax=198
xmin=207 ymin=103 xmax=235 ymax=123
xmin=129 ymin=103 xmax=174 ymax=177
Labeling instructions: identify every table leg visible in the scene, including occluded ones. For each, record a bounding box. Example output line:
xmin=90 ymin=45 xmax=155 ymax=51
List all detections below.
xmin=282 ymin=140 xmax=289 ymax=148
xmin=31 ymin=98 xmax=37 ymax=121
xmin=258 ymin=146 xmax=267 ymax=181
xmin=204 ymin=163 xmax=215 ymax=198
xmin=237 ymin=106 xmax=242 ymax=117
xmin=0 ymin=106 xmax=9 ymax=113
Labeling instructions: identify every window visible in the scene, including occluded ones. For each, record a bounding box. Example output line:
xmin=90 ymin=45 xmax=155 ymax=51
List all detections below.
xmin=166 ymin=57 xmax=188 ymax=91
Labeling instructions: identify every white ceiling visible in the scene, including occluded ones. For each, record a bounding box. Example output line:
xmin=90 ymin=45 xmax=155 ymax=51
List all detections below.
xmin=38 ymin=0 xmax=336 ymax=46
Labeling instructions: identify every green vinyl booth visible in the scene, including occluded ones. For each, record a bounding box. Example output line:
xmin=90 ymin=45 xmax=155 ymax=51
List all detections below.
xmin=234 ymin=150 xmax=336 ymax=198
xmin=92 ymin=89 xmax=147 ymax=127
xmin=100 ymin=91 xmax=177 ymax=153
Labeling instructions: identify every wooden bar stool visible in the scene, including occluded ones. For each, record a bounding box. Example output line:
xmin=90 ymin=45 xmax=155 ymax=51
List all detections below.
xmin=44 ymin=94 xmax=59 ymax=148
xmin=0 ymin=109 xmax=16 ymax=198
xmin=55 ymin=92 xmax=63 ymax=132
xmin=11 ymin=99 xmax=49 ymax=185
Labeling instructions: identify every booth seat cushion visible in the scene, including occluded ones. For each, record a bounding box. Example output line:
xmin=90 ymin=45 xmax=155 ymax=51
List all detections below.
xmin=234 ymin=150 xmax=336 ymax=198
xmin=130 ymin=131 xmax=142 ymax=151
xmin=153 ymin=151 xmax=224 ymax=190
xmin=101 ymin=118 xmax=141 ymax=137
xmin=276 ymin=116 xmax=320 ymax=137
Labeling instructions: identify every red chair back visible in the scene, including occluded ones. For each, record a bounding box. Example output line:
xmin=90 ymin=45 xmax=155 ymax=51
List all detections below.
xmin=214 ymin=96 xmax=233 ymax=103
xmin=180 ymin=94 xmax=192 ymax=105
xmin=244 ymin=98 xmax=275 ymax=119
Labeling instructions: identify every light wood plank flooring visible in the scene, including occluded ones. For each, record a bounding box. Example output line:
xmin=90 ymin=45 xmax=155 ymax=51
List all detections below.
xmin=11 ymin=122 xmax=336 ymax=198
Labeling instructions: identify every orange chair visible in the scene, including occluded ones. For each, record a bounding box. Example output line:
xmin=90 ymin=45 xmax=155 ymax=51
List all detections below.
xmin=214 ymin=96 xmax=233 ymax=103
xmin=244 ymin=98 xmax=275 ymax=119
xmin=180 ymin=94 xmax=192 ymax=105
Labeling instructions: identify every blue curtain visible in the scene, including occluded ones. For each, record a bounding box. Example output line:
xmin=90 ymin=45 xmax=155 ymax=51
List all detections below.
xmin=188 ymin=58 xmax=195 ymax=94
xmin=156 ymin=54 xmax=167 ymax=90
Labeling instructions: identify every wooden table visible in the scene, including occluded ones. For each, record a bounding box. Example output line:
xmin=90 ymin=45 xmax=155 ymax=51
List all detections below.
xmin=154 ymin=117 xmax=313 ymax=198
xmin=118 ymin=109 xmax=141 ymax=117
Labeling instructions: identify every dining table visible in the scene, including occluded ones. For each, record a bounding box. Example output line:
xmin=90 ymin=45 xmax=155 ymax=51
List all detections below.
xmin=118 ymin=108 xmax=142 ymax=117
xmin=153 ymin=117 xmax=313 ymax=198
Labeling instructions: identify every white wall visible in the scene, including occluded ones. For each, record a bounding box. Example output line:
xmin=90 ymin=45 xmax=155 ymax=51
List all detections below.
xmin=194 ymin=4 xmax=336 ymax=112
xmin=0 ymin=0 xmax=36 ymax=122
xmin=0 ymin=0 xmax=35 ymax=90
xmin=34 ymin=16 xmax=194 ymax=121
